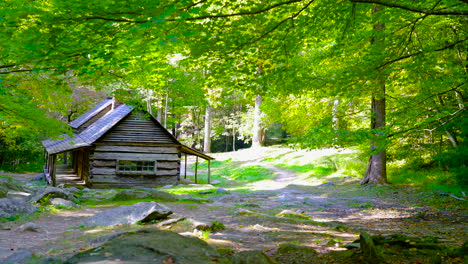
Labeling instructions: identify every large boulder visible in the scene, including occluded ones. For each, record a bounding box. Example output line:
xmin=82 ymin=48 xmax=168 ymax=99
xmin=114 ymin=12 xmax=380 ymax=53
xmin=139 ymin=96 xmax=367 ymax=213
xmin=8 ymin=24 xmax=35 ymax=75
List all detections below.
xmin=66 ymin=229 xmax=231 ymax=264
xmin=0 ymin=198 xmax=38 ymax=219
xmin=0 ymin=178 xmax=27 ymax=198
xmin=50 ymin=198 xmax=79 ymax=208
xmin=27 ymin=186 xmax=75 ymax=204
xmin=0 ymin=186 xmax=7 ymax=198
xmin=15 ymin=222 xmax=46 ymax=233
xmin=231 ymin=251 xmax=278 ymax=264
xmin=275 ymin=243 xmax=317 ymax=264
xmin=0 ymin=178 xmax=26 ymax=192
xmin=149 ymin=189 xmax=179 ymax=202
xmin=80 ymin=202 xmax=172 ymax=227
xmin=112 ymin=189 xmax=179 ymax=202
xmin=112 ymin=190 xmax=149 ymax=200
xmin=0 ymin=250 xmax=33 ymax=264
xmin=359 ymin=232 xmax=382 ymax=263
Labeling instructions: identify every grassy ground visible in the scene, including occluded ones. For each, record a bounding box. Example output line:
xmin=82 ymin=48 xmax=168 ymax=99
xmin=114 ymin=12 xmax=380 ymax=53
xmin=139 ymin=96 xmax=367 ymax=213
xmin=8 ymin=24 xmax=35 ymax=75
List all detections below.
xmin=183 ymin=146 xmax=466 ymax=198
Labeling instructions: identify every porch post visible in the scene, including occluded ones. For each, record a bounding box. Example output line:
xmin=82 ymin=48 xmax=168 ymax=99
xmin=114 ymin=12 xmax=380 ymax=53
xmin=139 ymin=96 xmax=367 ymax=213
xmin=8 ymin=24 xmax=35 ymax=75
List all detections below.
xmin=194 ymin=156 xmax=198 ymax=184
xmin=208 ymin=160 xmax=211 ymax=184
xmin=184 ymin=153 xmax=187 ymax=179
xmin=51 ymin=154 xmax=57 ymax=187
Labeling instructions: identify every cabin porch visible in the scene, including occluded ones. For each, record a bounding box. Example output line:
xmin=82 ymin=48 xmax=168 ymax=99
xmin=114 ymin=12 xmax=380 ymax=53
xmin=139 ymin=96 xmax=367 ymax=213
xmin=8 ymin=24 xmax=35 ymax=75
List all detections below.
xmin=55 ymin=164 xmax=86 ymax=187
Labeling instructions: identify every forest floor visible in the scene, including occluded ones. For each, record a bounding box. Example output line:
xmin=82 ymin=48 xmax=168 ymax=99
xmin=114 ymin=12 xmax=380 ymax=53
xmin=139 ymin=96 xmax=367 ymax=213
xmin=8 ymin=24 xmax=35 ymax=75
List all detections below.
xmin=1 ymin=147 xmax=467 ymax=263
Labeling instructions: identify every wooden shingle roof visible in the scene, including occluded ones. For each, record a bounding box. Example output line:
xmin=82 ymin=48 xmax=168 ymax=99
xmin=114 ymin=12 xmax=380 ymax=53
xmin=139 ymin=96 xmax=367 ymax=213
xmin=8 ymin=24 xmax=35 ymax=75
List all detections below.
xmin=69 ymin=97 xmax=114 ymax=129
xmin=43 ymin=105 xmax=133 ymax=154
xmin=42 ymin=99 xmax=213 ymax=160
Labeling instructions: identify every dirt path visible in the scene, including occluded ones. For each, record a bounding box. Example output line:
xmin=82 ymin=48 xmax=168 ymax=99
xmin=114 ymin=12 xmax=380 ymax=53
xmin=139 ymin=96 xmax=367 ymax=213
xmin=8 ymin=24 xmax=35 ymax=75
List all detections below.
xmin=1 ymin=163 xmax=467 ymax=263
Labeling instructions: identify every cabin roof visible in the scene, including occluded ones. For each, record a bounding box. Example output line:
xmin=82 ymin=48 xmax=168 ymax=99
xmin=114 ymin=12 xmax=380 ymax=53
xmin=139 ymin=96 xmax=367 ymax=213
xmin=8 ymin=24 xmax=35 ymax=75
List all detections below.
xmin=69 ymin=97 xmax=114 ymax=129
xmin=42 ymin=104 xmax=134 ymax=154
xmin=42 ymin=99 xmax=213 ymax=160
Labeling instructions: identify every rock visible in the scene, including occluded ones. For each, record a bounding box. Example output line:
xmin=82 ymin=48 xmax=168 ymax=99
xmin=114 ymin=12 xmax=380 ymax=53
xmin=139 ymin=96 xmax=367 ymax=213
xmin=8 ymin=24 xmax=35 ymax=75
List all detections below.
xmin=276 ymin=209 xmax=309 ymax=219
xmin=89 ymin=232 xmax=126 ymax=245
xmin=0 ymin=186 xmax=7 ymax=198
xmin=170 ymin=218 xmax=225 ymax=233
xmin=112 ymin=190 xmax=149 ymax=200
xmin=149 ymin=189 xmax=179 ymax=202
xmin=0 ymin=250 xmax=33 ymax=264
xmin=243 ymin=203 xmax=260 ymax=208
xmin=212 ymin=194 xmax=241 ymax=203
xmin=50 ymin=198 xmax=79 ymax=208
xmin=64 ymin=187 xmax=81 ymax=193
xmin=435 ymin=190 xmax=449 ymax=196
xmin=189 ymin=218 xmax=225 ymax=232
xmin=199 ymin=190 xmax=214 ymax=195
xmin=344 ymin=242 xmax=360 ymax=249
xmin=359 ymin=232 xmax=382 ymax=263
xmin=31 ymin=173 xmax=45 ymax=181
xmin=26 ymin=187 xmax=74 ymax=204
xmin=231 ymin=250 xmax=278 ymax=264
xmin=275 ymin=243 xmax=317 ymax=264
xmin=180 ymin=195 xmax=211 ymax=203
xmin=319 ymin=182 xmax=335 ymax=187
xmin=34 ymin=257 xmax=63 ymax=264
xmin=6 ymin=191 xmax=31 ymax=199
xmin=211 ymin=180 xmax=222 ymax=185
xmin=252 ymin=224 xmax=271 ymax=232
xmin=216 ymin=187 xmax=229 ymax=194
xmin=16 ymin=222 xmax=46 ymax=233
xmin=0 ymin=198 xmax=38 ymax=219
xmin=0 ymin=178 xmax=26 ymax=192
xmin=66 ymin=229 xmax=229 ymax=264
xmin=235 ymin=208 xmax=254 ymax=216
xmin=156 ymin=217 xmax=186 ymax=227
xmin=80 ymin=202 xmax=172 ymax=227
xmin=180 ymin=178 xmax=196 ymax=184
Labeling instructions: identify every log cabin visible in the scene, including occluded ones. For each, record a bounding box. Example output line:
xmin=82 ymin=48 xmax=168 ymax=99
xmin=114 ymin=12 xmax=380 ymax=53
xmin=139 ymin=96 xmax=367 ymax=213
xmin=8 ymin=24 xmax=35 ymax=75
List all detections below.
xmin=42 ymin=97 xmax=213 ymax=188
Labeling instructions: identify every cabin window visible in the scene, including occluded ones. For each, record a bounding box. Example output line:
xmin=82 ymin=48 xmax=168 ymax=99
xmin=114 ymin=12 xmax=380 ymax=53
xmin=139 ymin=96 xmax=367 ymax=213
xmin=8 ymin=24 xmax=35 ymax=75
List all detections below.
xmin=117 ymin=160 xmax=156 ymax=174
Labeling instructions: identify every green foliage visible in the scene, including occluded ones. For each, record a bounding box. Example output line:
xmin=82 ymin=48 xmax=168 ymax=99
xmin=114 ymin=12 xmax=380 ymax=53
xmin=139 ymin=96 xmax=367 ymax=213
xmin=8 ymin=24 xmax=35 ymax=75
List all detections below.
xmin=1 ymin=0 xmax=466 ymax=187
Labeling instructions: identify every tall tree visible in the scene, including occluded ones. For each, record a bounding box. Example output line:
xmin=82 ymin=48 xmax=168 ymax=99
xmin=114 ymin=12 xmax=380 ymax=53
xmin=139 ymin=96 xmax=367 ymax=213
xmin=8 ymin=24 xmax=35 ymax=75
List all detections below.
xmin=252 ymin=95 xmax=264 ymax=148
xmin=203 ymin=105 xmax=212 ymax=153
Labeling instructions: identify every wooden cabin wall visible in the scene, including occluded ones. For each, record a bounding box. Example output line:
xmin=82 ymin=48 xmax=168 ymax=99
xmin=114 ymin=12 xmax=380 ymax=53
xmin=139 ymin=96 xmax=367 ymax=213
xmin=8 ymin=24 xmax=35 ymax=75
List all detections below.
xmin=100 ymin=111 xmax=175 ymax=144
xmin=72 ymin=149 xmax=90 ymax=186
xmin=90 ymin=145 xmax=180 ymax=188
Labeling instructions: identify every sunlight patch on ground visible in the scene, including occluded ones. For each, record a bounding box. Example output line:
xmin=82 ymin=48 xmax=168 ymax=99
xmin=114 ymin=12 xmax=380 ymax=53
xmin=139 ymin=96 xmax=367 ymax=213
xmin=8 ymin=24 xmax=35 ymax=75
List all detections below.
xmin=212 ymin=146 xmax=354 ymax=163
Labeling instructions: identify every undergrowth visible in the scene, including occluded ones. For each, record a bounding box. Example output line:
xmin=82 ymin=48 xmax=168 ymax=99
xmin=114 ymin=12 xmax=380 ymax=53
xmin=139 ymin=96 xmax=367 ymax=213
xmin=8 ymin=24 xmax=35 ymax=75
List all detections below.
xmin=188 ymin=159 xmax=274 ymax=185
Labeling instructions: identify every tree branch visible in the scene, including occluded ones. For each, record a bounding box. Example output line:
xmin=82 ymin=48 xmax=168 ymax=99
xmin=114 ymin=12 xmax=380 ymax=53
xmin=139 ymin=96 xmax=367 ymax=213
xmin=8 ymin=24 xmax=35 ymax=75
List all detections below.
xmin=184 ymin=0 xmax=306 ymax=20
xmin=350 ymin=0 xmax=468 ymax=15
xmin=388 ymin=106 xmax=466 ymax=138
xmin=82 ymin=0 xmax=306 ymax=23
xmin=378 ymin=37 xmax=468 ymax=69
xmin=393 ymin=83 xmax=466 ymax=114
xmin=225 ymin=0 xmax=314 ymax=54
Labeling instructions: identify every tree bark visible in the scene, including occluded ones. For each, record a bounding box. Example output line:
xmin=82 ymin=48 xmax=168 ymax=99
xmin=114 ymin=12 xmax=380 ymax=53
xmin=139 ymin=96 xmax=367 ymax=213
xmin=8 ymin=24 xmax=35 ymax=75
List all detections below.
xmin=332 ymin=98 xmax=341 ymax=130
xmin=252 ymin=94 xmax=263 ymax=148
xmin=362 ymin=5 xmax=387 ymax=185
xmin=203 ymin=105 xmax=212 ymax=153
xmin=362 ymin=94 xmax=387 ymax=184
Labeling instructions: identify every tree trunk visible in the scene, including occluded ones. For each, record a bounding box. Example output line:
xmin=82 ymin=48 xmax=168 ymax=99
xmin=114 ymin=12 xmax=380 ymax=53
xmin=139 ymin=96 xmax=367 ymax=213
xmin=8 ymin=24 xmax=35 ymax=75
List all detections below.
xmin=232 ymin=127 xmax=236 ymax=151
xmin=252 ymin=94 xmax=263 ymax=148
xmin=362 ymin=5 xmax=387 ymax=185
xmin=332 ymin=98 xmax=341 ymax=130
xmin=203 ymin=105 xmax=212 ymax=153
xmin=362 ymin=94 xmax=387 ymax=185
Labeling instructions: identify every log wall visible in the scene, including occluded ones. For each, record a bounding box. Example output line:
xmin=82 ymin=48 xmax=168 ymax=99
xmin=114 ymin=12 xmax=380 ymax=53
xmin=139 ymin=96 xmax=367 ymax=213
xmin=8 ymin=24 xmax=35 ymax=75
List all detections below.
xmin=100 ymin=111 xmax=175 ymax=144
xmin=90 ymin=145 xmax=180 ymax=187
